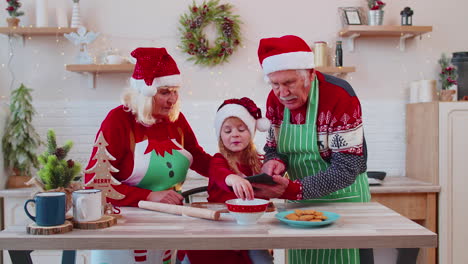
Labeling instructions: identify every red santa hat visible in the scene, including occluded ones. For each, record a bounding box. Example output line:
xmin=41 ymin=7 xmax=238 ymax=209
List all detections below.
xmin=130 ymin=47 xmax=181 ymax=97
xmin=215 ymin=97 xmax=270 ymax=139
xmin=257 ymin=35 xmax=315 ymax=76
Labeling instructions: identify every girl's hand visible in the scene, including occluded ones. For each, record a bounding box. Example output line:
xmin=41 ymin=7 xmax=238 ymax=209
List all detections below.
xmin=225 ymin=174 xmax=254 ymax=200
xmin=146 ymin=190 xmax=183 ymax=205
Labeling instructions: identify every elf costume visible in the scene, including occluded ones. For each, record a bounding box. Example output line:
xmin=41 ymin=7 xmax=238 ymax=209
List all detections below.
xmin=258 ymin=35 xmax=371 ymax=264
xmin=85 ymin=47 xmax=212 ymax=264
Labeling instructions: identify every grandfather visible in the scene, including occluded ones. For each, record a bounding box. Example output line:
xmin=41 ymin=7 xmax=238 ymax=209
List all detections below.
xmin=253 ymin=35 xmax=373 ymax=264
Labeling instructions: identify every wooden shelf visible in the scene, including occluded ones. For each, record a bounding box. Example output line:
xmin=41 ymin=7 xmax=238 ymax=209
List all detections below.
xmin=0 ymin=27 xmax=77 ymax=36
xmin=65 ymin=64 xmax=134 ymax=73
xmin=315 ymin=66 xmax=355 ymax=74
xmin=65 ymin=64 xmax=354 ymax=75
xmin=339 ymin=25 xmax=432 ymax=38
xmin=338 ymin=25 xmax=433 ymax=51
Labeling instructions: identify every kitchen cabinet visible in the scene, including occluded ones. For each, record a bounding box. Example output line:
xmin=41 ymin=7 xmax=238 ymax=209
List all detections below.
xmin=406 ymin=102 xmax=468 ymax=264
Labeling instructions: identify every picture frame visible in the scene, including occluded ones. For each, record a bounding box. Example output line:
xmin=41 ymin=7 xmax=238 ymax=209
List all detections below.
xmin=338 ymin=7 xmax=367 ymax=26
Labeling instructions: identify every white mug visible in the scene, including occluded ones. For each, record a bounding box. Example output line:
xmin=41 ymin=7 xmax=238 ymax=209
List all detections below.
xmin=73 ymin=189 xmax=103 ymax=222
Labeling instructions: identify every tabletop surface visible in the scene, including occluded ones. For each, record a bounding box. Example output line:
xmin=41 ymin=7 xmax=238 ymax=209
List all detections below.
xmin=0 ymin=202 xmax=437 ymax=250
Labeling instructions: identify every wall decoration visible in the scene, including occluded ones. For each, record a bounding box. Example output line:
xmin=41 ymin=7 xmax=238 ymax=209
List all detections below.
xmin=338 ymin=7 xmax=367 ymax=26
xmin=85 ymin=131 xmax=126 ymax=201
xmin=64 ymin=26 xmax=100 ymax=64
xmin=179 ymin=0 xmax=242 ymax=66
xmin=367 ymin=0 xmax=386 ymax=25
xmin=400 ymin=7 xmax=413 ymax=26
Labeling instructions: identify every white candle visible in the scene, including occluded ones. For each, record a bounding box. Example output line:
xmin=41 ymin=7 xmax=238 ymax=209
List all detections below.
xmin=409 ymin=80 xmax=420 ymax=103
xmin=418 ymin=80 xmax=437 ymax=102
xmin=35 ymin=0 xmax=49 ymax=27
xmin=56 ymin=6 xmax=68 ymax=27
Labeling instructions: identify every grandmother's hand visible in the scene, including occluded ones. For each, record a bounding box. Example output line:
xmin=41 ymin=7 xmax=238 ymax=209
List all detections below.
xmin=146 ymin=190 xmax=183 ymax=205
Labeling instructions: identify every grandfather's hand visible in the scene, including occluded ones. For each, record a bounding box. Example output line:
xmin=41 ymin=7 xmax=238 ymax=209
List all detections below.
xmin=146 ymin=190 xmax=183 ymax=205
xmin=252 ymin=175 xmax=289 ymax=199
xmin=261 ymin=160 xmax=286 ymax=176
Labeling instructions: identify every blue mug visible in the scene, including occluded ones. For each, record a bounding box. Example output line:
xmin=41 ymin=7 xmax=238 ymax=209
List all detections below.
xmin=24 ymin=192 xmax=66 ymax=226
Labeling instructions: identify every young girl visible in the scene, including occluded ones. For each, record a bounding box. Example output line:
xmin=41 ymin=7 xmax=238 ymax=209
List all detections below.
xmin=180 ymin=97 xmax=273 ymax=264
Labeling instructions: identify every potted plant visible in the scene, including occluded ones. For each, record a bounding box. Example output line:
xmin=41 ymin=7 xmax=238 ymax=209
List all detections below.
xmin=367 ymin=0 xmax=386 ymax=25
xmin=1 ymin=84 xmax=41 ymax=188
xmin=5 ymin=0 xmax=24 ymax=27
xmin=34 ymin=129 xmax=82 ymax=211
xmin=438 ymin=53 xmax=458 ymax=101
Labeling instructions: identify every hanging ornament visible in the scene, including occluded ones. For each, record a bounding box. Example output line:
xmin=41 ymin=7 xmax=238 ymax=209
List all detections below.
xmin=179 ymin=0 xmax=242 ymax=66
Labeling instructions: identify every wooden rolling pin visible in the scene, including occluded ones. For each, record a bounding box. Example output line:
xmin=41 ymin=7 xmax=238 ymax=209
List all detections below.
xmin=138 ymin=201 xmax=220 ymax=221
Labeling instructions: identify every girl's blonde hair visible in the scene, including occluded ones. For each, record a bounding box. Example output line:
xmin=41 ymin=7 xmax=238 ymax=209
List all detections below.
xmin=218 ymin=117 xmax=263 ymax=175
xmin=121 ymin=87 xmax=180 ymax=126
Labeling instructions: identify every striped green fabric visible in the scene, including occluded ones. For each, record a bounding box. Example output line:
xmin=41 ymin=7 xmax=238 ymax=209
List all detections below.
xmin=278 ymin=77 xmax=370 ymax=264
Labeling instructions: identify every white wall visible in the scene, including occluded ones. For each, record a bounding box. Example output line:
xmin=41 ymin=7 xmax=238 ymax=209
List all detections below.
xmin=1 ymin=0 xmax=467 ymax=178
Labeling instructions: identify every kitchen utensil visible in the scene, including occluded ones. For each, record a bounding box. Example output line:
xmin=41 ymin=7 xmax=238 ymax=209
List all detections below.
xmin=138 ymin=201 xmax=220 ymax=221
xmin=246 ymin=173 xmax=277 ymax=185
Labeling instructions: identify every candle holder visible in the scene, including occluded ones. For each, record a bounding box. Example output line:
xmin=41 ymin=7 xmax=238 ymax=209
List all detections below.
xmin=400 ymin=7 xmax=414 ymax=26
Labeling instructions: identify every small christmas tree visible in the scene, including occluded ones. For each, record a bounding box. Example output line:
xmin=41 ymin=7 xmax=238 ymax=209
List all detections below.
xmin=2 ymin=83 xmax=41 ymax=177
xmin=85 ymin=131 xmax=125 ymax=200
xmin=37 ymin=129 xmax=82 ymax=190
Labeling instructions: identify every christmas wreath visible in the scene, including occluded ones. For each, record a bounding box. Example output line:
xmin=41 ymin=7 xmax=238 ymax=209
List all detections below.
xmin=179 ymin=0 xmax=242 ymax=66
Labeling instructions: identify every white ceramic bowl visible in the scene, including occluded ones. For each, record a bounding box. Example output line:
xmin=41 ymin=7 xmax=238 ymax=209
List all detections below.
xmin=225 ymin=198 xmax=269 ymax=225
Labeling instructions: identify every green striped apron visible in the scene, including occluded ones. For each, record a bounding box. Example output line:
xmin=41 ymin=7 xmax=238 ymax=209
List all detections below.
xmin=278 ymin=77 xmax=371 ymax=264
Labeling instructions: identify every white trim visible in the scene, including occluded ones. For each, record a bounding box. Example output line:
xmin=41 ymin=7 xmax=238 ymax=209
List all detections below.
xmin=215 ymin=104 xmax=256 ymax=139
xmin=262 ymin=51 xmax=314 ymax=75
xmin=130 ymin=74 xmax=181 ymax=97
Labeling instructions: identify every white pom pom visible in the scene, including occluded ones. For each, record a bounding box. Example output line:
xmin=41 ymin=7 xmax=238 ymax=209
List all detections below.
xmin=141 ymin=86 xmax=157 ymax=97
xmin=256 ymin=117 xmax=270 ymax=132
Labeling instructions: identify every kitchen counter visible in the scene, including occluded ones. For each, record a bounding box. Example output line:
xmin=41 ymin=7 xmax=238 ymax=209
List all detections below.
xmin=0 ymin=202 xmax=436 ymax=251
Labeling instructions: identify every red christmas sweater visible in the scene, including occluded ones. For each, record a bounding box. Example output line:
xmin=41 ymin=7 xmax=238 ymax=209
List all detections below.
xmin=84 ymin=105 xmax=212 ymax=207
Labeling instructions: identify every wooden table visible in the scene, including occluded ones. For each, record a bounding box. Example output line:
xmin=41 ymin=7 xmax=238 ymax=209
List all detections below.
xmin=370 ymin=176 xmax=440 ymax=264
xmin=0 ymin=202 xmax=436 ymax=252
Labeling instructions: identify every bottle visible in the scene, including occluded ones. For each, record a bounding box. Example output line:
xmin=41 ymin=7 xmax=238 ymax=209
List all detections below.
xmin=313 ymin=41 xmax=327 ymax=67
xmin=335 ymin=41 xmax=343 ymax=67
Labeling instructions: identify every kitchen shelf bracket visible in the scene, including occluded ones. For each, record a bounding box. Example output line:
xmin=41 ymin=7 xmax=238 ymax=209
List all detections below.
xmin=81 ymin=72 xmax=96 ymax=89
xmin=347 ymin=33 xmax=360 ymax=52
xmin=399 ymin=33 xmax=414 ymax=52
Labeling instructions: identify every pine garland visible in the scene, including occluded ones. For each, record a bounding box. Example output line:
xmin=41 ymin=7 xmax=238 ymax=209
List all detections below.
xmin=179 ymin=0 xmax=242 ymax=66
xmin=1 ymin=84 xmax=41 ymax=176
xmin=37 ymin=129 xmax=82 ymax=190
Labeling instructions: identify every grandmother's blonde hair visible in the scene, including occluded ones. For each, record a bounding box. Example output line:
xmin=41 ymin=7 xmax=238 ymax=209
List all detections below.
xmin=121 ymin=86 xmax=180 ymax=126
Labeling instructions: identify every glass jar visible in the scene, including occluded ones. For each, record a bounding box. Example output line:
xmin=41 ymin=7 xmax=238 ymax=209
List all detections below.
xmin=314 ymin=41 xmax=327 ymax=67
